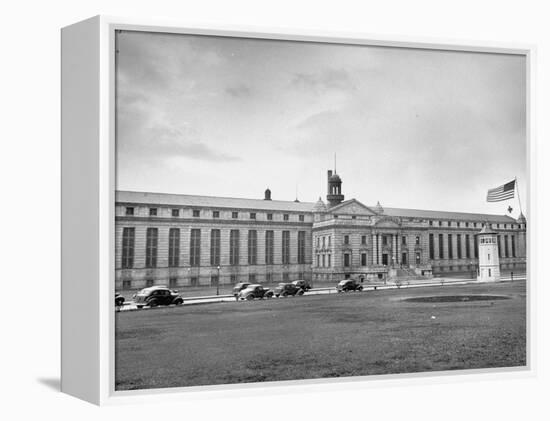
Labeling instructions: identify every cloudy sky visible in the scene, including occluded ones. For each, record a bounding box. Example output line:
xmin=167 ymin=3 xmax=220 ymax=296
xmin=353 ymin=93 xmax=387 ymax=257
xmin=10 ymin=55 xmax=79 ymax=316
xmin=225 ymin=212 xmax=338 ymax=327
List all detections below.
xmin=116 ymin=30 xmax=526 ymax=216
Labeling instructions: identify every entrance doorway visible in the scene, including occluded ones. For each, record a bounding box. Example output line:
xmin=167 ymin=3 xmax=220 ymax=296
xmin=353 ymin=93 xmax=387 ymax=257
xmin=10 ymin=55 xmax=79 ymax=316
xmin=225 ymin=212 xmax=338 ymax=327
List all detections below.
xmin=382 ymin=253 xmax=388 ymax=266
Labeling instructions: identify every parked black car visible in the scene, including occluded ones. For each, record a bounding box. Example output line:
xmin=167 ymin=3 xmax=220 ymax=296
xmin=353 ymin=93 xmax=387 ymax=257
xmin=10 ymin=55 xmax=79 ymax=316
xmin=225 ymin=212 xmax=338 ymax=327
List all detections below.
xmin=336 ymin=279 xmax=363 ymax=292
xmin=115 ymin=293 xmax=125 ymax=307
xmin=133 ymin=286 xmax=184 ymax=308
xmin=237 ymin=284 xmax=274 ymax=300
xmin=274 ymin=282 xmax=305 ymax=297
xmin=291 ymin=279 xmax=312 ymax=291
xmin=232 ymin=282 xmax=251 ymax=298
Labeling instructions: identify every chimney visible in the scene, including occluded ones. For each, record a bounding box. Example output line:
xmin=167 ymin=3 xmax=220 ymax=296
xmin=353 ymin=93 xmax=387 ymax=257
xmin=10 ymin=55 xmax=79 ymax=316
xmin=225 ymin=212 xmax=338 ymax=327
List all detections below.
xmin=264 ymin=188 xmax=272 ymax=200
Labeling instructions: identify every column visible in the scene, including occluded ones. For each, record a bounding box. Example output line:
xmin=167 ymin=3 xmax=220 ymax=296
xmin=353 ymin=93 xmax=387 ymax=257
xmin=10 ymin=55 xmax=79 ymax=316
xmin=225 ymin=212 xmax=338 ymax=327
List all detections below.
xmin=392 ymin=234 xmax=397 ymax=267
xmin=372 ymin=234 xmax=378 ymax=266
xmin=377 ymin=234 xmax=382 ymax=265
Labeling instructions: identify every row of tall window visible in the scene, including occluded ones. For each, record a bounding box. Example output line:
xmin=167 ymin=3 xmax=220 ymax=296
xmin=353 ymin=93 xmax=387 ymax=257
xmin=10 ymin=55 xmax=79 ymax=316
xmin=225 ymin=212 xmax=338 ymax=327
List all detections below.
xmin=427 ymin=233 xmax=519 ymax=260
xmin=497 ymin=235 xmax=516 ymax=258
xmin=125 ymin=206 xmax=306 ymax=222
xmin=121 ymin=227 xmax=307 ymax=269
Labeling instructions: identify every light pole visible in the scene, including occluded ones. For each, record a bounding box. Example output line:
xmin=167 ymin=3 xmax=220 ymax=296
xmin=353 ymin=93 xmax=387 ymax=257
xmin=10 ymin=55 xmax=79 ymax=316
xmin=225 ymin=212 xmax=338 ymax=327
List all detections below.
xmin=216 ymin=265 xmax=220 ymax=296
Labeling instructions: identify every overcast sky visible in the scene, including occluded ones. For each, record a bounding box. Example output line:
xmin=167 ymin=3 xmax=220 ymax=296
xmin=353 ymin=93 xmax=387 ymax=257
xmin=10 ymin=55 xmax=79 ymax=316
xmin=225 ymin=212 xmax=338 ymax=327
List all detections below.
xmin=116 ymin=30 xmax=526 ymax=217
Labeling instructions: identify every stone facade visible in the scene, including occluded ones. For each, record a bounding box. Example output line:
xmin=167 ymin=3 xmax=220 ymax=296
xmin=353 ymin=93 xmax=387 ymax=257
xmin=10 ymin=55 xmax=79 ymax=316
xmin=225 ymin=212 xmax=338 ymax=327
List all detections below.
xmin=115 ymin=170 xmax=527 ymax=290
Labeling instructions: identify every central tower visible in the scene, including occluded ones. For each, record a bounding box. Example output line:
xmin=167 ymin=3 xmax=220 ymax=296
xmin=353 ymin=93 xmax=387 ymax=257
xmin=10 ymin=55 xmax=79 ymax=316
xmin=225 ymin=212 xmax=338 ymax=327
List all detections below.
xmin=326 ymin=170 xmax=344 ymax=207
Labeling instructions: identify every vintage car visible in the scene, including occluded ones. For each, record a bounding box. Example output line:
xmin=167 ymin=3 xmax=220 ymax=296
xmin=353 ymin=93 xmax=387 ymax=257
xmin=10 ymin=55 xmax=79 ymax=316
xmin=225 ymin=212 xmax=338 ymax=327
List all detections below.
xmin=274 ymin=282 xmax=305 ymax=297
xmin=291 ymin=279 xmax=312 ymax=291
xmin=237 ymin=284 xmax=274 ymax=300
xmin=115 ymin=293 xmax=125 ymax=307
xmin=232 ymin=282 xmax=251 ymax=297
xmin=336 ymin=279 xmax=363 ymax=292
xmin=133 ymin=286 xmax=184 ymax=308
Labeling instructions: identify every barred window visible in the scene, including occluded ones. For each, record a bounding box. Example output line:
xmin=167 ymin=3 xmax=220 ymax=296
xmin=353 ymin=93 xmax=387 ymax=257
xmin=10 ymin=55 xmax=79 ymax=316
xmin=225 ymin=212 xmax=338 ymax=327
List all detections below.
xmin=232 ymin=212 xmax=238 ymax=219
xmin=121 ymin=227 xmax=135 ymax=269
xmin=230 ymin=230 xmax=240 ymax=265
xmin=344 ymin=235 xmax=349 ymax=245
xmin=250 ymin=213 xmax=256 ymax=220
xmin=171 ymin=209 xmax=179 ymax=217
xmin=210 ymin=229 xmax=220 ymax=266
xmin=248 ymin=230 xmax=258 ymax=265
xmin=283 ymin=214 xmax=289 ymax=221
xmin=193 ymin=209 xmax=200 ymax=217
xmin=149 ymin=208 xmax=157 ymax=216
xmin=125 ymin=207 xmax=134 ymax=216
xmin=265 ymin=230 xmax=274 ymax=264
xmin=145 ymin=228 xmax=158 ymax=268
xmin=190 ymin=229 xmax=201 ymax=267
xmin=168 ymin=228 xmax=180 ymax=267
xmin=190 ymin=277 xmax=198 ymax=287
xmin=169 ymin=277 xmax=178 ymax=288
xmin=361 ymin=235 xmax=367 ymax=245
xmin=267 ymin=213 xmax=273 ymax=221
xmin=299 ymin=214 xmax=305 ymax=222
xmin=298 ymin=231 xmax=306 ymax=264
xmin=213 ymin=210 xmax=220 ymax=218
xmin=282 ymin=231 xmax=290 ymax=264
xmin=248 ymin=274 xmax=256 ymax=282
xmin=210 ymin=275 xmax=219 ymax=286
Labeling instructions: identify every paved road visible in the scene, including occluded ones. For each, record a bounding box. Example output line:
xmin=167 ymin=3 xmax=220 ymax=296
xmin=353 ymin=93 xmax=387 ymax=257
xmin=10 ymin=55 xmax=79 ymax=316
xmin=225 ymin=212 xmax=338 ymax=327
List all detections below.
xmin=116 ymin=275 xmax=526 ymax=312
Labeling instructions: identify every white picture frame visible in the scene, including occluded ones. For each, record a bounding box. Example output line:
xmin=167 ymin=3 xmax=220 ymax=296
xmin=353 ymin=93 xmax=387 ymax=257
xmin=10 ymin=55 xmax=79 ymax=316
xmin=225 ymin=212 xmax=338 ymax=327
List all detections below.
xmin=61 ymin=15 xmax=535 ymax=405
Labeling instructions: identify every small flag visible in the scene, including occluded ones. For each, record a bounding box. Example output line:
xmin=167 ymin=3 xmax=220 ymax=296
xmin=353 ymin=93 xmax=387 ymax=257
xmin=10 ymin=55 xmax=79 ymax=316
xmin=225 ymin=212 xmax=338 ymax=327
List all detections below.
xmin=487 ymin=180 xmax=516 ymax=202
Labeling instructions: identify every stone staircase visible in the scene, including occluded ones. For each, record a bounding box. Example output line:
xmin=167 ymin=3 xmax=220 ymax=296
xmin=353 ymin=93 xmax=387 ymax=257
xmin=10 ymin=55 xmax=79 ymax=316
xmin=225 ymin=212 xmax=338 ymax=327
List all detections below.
xmin=388 ymin=267 xmax=428 ymax=284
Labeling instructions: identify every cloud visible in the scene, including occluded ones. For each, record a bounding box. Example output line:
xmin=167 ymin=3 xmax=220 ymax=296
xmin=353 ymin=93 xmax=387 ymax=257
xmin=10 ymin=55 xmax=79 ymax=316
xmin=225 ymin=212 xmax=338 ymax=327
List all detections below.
xmin=290 ymin=69 xmax=356 ymax=94
xmin=120 ymin=124 xmax=241 ymax=163
xmin=225 ymin=84 xmax=252 ymax=98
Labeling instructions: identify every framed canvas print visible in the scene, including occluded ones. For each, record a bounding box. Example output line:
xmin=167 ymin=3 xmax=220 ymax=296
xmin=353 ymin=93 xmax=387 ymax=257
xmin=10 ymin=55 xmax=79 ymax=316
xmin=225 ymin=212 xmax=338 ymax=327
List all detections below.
xmin=61 ymin=16 xmax=534 ymax=405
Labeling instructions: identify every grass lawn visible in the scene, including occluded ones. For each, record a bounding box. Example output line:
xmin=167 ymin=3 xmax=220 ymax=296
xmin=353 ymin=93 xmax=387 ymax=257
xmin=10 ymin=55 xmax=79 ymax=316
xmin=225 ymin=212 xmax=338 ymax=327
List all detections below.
xmin=115 ymin=280 xmax=526 ymax=390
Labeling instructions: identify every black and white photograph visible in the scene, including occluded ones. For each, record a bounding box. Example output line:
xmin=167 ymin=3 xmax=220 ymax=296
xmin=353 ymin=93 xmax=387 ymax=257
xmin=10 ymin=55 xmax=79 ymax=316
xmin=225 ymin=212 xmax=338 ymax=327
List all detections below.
xmin=113 ymin=30 xmax=527 ymax=391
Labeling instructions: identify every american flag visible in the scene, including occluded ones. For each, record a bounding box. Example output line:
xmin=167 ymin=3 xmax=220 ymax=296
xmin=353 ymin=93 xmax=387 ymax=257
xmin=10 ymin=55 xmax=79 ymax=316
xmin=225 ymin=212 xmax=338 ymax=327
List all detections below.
xmin=486 ymin=180 xmax=516 ymax=202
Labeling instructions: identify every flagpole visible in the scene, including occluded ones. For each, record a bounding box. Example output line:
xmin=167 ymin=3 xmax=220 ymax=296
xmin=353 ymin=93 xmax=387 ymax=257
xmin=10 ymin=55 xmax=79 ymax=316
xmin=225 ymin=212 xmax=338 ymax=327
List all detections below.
xmin=515 ymin=177 xmax=523 ymax=215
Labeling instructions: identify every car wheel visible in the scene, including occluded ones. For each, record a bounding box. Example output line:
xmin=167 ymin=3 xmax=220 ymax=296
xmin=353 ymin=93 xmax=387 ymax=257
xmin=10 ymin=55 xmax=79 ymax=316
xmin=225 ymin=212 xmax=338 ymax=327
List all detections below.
xmin=246 ymin=295 xmax=254 ymax=301
xmin=297 ymin=289 xmax=304 ymax=296
xmin=149 ymin=300 xmax=159 ymax=308
xmin=174 ymin=299 xmax=183 ymax=305
xmin=266 ymin=292 xmax=274 ymax=299
xmin=282 ymin=292 xmax=288 ymax=297
xmin=358 ymin=286 xmax=363 ymax=291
